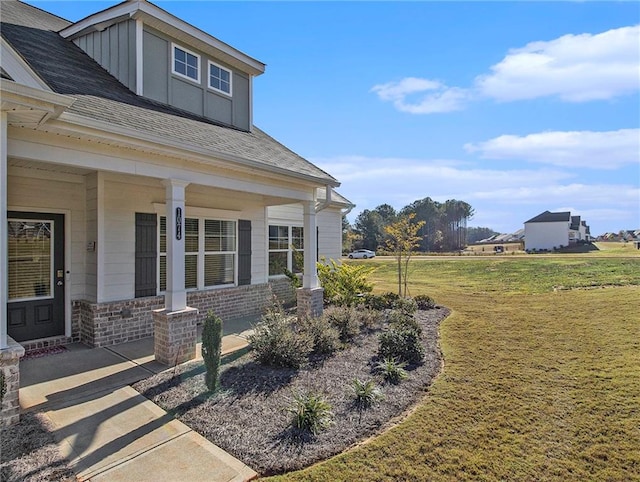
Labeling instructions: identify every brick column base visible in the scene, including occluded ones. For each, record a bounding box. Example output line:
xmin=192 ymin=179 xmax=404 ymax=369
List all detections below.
xmin=153 ymin=307 xmax=199 ymax=366
xmin=1 ymin=338 xmax=25 ymax=426
xmin=297 ymin=287 xmax=324 ymax=320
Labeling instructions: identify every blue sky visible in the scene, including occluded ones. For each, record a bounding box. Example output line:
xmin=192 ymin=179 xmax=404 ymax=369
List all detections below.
xmin=29 ymin=1 xmax=640 ymax=235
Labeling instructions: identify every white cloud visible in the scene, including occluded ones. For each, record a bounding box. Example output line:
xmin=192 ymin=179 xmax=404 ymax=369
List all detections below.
xmin=370 ymin=77 xmax=470 ymax=114
xmin=464 ymin=128 xmax=640 ymax=169
xmin=476 ymin=25 xmax=640 ymax=102
xmin=313 ymin=155 xmax=639 ymax=233
xmin=372 ymin=25 xmax=640 ymax=113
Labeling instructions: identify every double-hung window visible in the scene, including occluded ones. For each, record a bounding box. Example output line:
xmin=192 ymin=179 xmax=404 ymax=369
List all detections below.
xmin=208 ymin=61 xmax=232 ymax=95
xmin=172 ymin=44 xmax=200 ymax=83
xmin=159 ymin=216 xmax=236 ymax=291
xmin=268 ymin=225 xmax=304 ymax=276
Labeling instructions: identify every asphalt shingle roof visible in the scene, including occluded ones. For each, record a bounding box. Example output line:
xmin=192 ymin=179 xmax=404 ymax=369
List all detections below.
xmin=1 ymin=1 xmax=338 ymax=185
xmin=525 ymin=211 xmax=571 ymax=224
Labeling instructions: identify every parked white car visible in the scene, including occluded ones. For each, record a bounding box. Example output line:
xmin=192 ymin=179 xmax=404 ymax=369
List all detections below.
xmin=348 ymin=249 xmax=376 ymax=259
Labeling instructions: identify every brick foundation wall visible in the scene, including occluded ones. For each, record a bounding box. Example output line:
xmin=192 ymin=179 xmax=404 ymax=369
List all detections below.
xmin=269 ymin=277 xmax=297 ymax=307
xmin=188 ymin=283 xmax=273 ymax=321
xmin=1 ymin=338 xmax=25 ymax=426
xmin=71 ymin=282 xmax=279 ymax=348
xmin=74 ymin=297 xmax=163 ymax=348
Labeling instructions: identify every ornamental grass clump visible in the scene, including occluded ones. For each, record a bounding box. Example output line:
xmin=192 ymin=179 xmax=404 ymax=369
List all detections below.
xmin=375 ymin=357 xmax=408 ymax=384
xmin=288 ymin=391 xmax=334 ymax=435
xmin=201 ymin=311 xmax=223 ymax=391
xmin=351 ymin=378 xmax=383 ymax=408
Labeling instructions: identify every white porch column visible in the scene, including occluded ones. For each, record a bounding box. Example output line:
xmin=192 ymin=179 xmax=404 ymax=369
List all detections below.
xmin=1 ymin=112 xmax=8 ymax=349
xmin=163 ymin=179 xmax=189 ymax=312
xmin=302 ymin=200 xmax=319 ymax=289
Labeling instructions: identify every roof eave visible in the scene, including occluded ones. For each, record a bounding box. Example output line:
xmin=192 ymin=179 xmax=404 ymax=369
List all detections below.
xmin=52 ymin=111 xmax=339 ymax=188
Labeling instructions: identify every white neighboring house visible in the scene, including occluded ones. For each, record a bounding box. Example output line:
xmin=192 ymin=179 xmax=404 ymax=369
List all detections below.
xmin=524 ymin=211 xmax=572 ymax=251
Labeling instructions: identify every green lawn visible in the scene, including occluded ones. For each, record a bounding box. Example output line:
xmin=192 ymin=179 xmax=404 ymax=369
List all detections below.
xmin=270 ymin=255 xmax=640 ymax=481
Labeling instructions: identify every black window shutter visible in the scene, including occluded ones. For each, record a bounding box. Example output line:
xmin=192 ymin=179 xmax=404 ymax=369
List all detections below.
xmin=135 ymin=213 xmax=157 ymax=297
xmin=238 ymin=219 xmax=251 ymax=286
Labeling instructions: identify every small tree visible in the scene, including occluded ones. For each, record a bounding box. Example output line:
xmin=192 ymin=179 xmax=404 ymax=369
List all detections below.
xmin=202 ymin=311 xmax=223 ymax=391
xmin=384 ymin=213 xmax=425 ymax=297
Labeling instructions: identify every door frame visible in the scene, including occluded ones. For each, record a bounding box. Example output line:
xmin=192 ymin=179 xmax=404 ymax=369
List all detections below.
xmin=7 ymin=205 xmax=71 ymax=339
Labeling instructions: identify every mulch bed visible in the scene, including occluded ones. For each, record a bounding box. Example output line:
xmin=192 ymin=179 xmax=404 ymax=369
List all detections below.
xmin=0 ymin=412 xmax=75 ymax=482
xmin=133 ymin=307 xmax=449 ymax=475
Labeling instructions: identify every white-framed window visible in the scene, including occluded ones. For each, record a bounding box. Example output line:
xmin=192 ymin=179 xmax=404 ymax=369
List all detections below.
xmin=208 ymin=60 xmax=232 ymax=95
xmin=159 ymin=216 xmax=236 ymax=291
xmin=172 ymin=43 xmax=200 ymax=83
xmin=268 ymin=225 xmax=304 ymax=276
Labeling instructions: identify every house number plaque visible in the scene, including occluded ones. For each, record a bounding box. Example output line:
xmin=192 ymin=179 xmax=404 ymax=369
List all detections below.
xmin=176 ymin=207 xmax=182 ymax=240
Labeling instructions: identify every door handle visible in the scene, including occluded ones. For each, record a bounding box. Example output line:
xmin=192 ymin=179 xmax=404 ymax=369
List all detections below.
xmin=57 ymin=281 xmax=64 ymax=286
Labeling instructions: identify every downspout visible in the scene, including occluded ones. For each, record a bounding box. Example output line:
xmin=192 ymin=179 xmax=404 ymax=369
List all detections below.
xmin=315 ymin=185 xmax=332 ymax=213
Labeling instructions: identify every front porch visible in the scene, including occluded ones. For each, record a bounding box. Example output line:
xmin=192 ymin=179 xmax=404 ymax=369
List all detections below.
xmin=11 ymin=320 xmax=257 ymax=481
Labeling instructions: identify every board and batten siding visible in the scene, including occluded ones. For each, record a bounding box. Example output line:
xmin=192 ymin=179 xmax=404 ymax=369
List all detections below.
xmin=73 ymin=20 xmax=137 ymax=93
xmin=142 ymin=27 xmax=250 ymax=130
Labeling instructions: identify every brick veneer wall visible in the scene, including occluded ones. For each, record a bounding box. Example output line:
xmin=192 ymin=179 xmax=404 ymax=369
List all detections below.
xmin=269 ymin=277 xmax=297 ymax=306
xmin=0 ymin=338 xmax=25 ymax=426
xmin=72 ymin=282 xmax=280 ymax=348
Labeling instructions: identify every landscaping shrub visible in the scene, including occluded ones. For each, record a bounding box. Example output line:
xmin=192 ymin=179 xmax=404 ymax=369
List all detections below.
xmin=283 ymin=267 xmax=302 ymax=289
xmin=351 ymin=378 xmax=383 ymax=408
xmin=375 ymin=357 xmax=408 ymax=384
xmin=364 ymin=291 xmax=399 ymax=311
xmin=324 ymin=306 xmax=361 ymax=342
xmin=249 ymin=304 xmax=313 ymax=369
xmin=392 ymin=297 xmax=418 ymax=317
xmin=387 ymin=309 xmax=423 ymax=335
xmin=378 ymin=327 xmax=425 ymax=365
xmin=358 ymin=308 xmax=385 ymax=331
xmin=317 ymin=259 xmax=374 ymax=306
xmin=299 ymin=316 xmax=341 ymax=355
xmin=287 ymin=391 xmax=334 ymax=435
xmin=414 ymin=294 xmax=437 ymax=310
xmin=201 ymin=311 xmax=223 ymax=391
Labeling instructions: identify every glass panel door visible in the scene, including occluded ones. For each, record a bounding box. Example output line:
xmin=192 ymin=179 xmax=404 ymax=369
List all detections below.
xmin=8 ymin=220 xmax=53 ymax=301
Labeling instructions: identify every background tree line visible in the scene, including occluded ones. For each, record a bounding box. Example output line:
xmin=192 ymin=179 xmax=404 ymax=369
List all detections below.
xmin=344 ymin=197 xmax=496 ymax=253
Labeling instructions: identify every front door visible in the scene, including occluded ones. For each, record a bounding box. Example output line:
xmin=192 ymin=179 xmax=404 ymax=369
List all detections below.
xmin=7 ymin=212 xmax=65 ymax=342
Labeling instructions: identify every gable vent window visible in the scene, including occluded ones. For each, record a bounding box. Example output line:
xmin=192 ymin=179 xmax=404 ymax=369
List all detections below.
xmin=172 ymin=44 xmax=200 ymax=83
xmin=208 ymin=61 xmax=232 ymax=95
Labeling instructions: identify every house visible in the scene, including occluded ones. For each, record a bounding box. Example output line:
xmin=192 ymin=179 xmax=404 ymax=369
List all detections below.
xmin=0 ymin=0 xmax=352 ymax=424
xmin=524 ymin=210 xmax=591 ymax=251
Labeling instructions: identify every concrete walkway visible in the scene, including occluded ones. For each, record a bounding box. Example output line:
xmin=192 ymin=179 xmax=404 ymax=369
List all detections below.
xmin=19 ymin=327 xmax=256 ymax=481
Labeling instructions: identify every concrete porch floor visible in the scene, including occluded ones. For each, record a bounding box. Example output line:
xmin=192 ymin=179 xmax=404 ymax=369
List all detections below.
xmin=18 ymin=317 xmax=257 ymax=481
